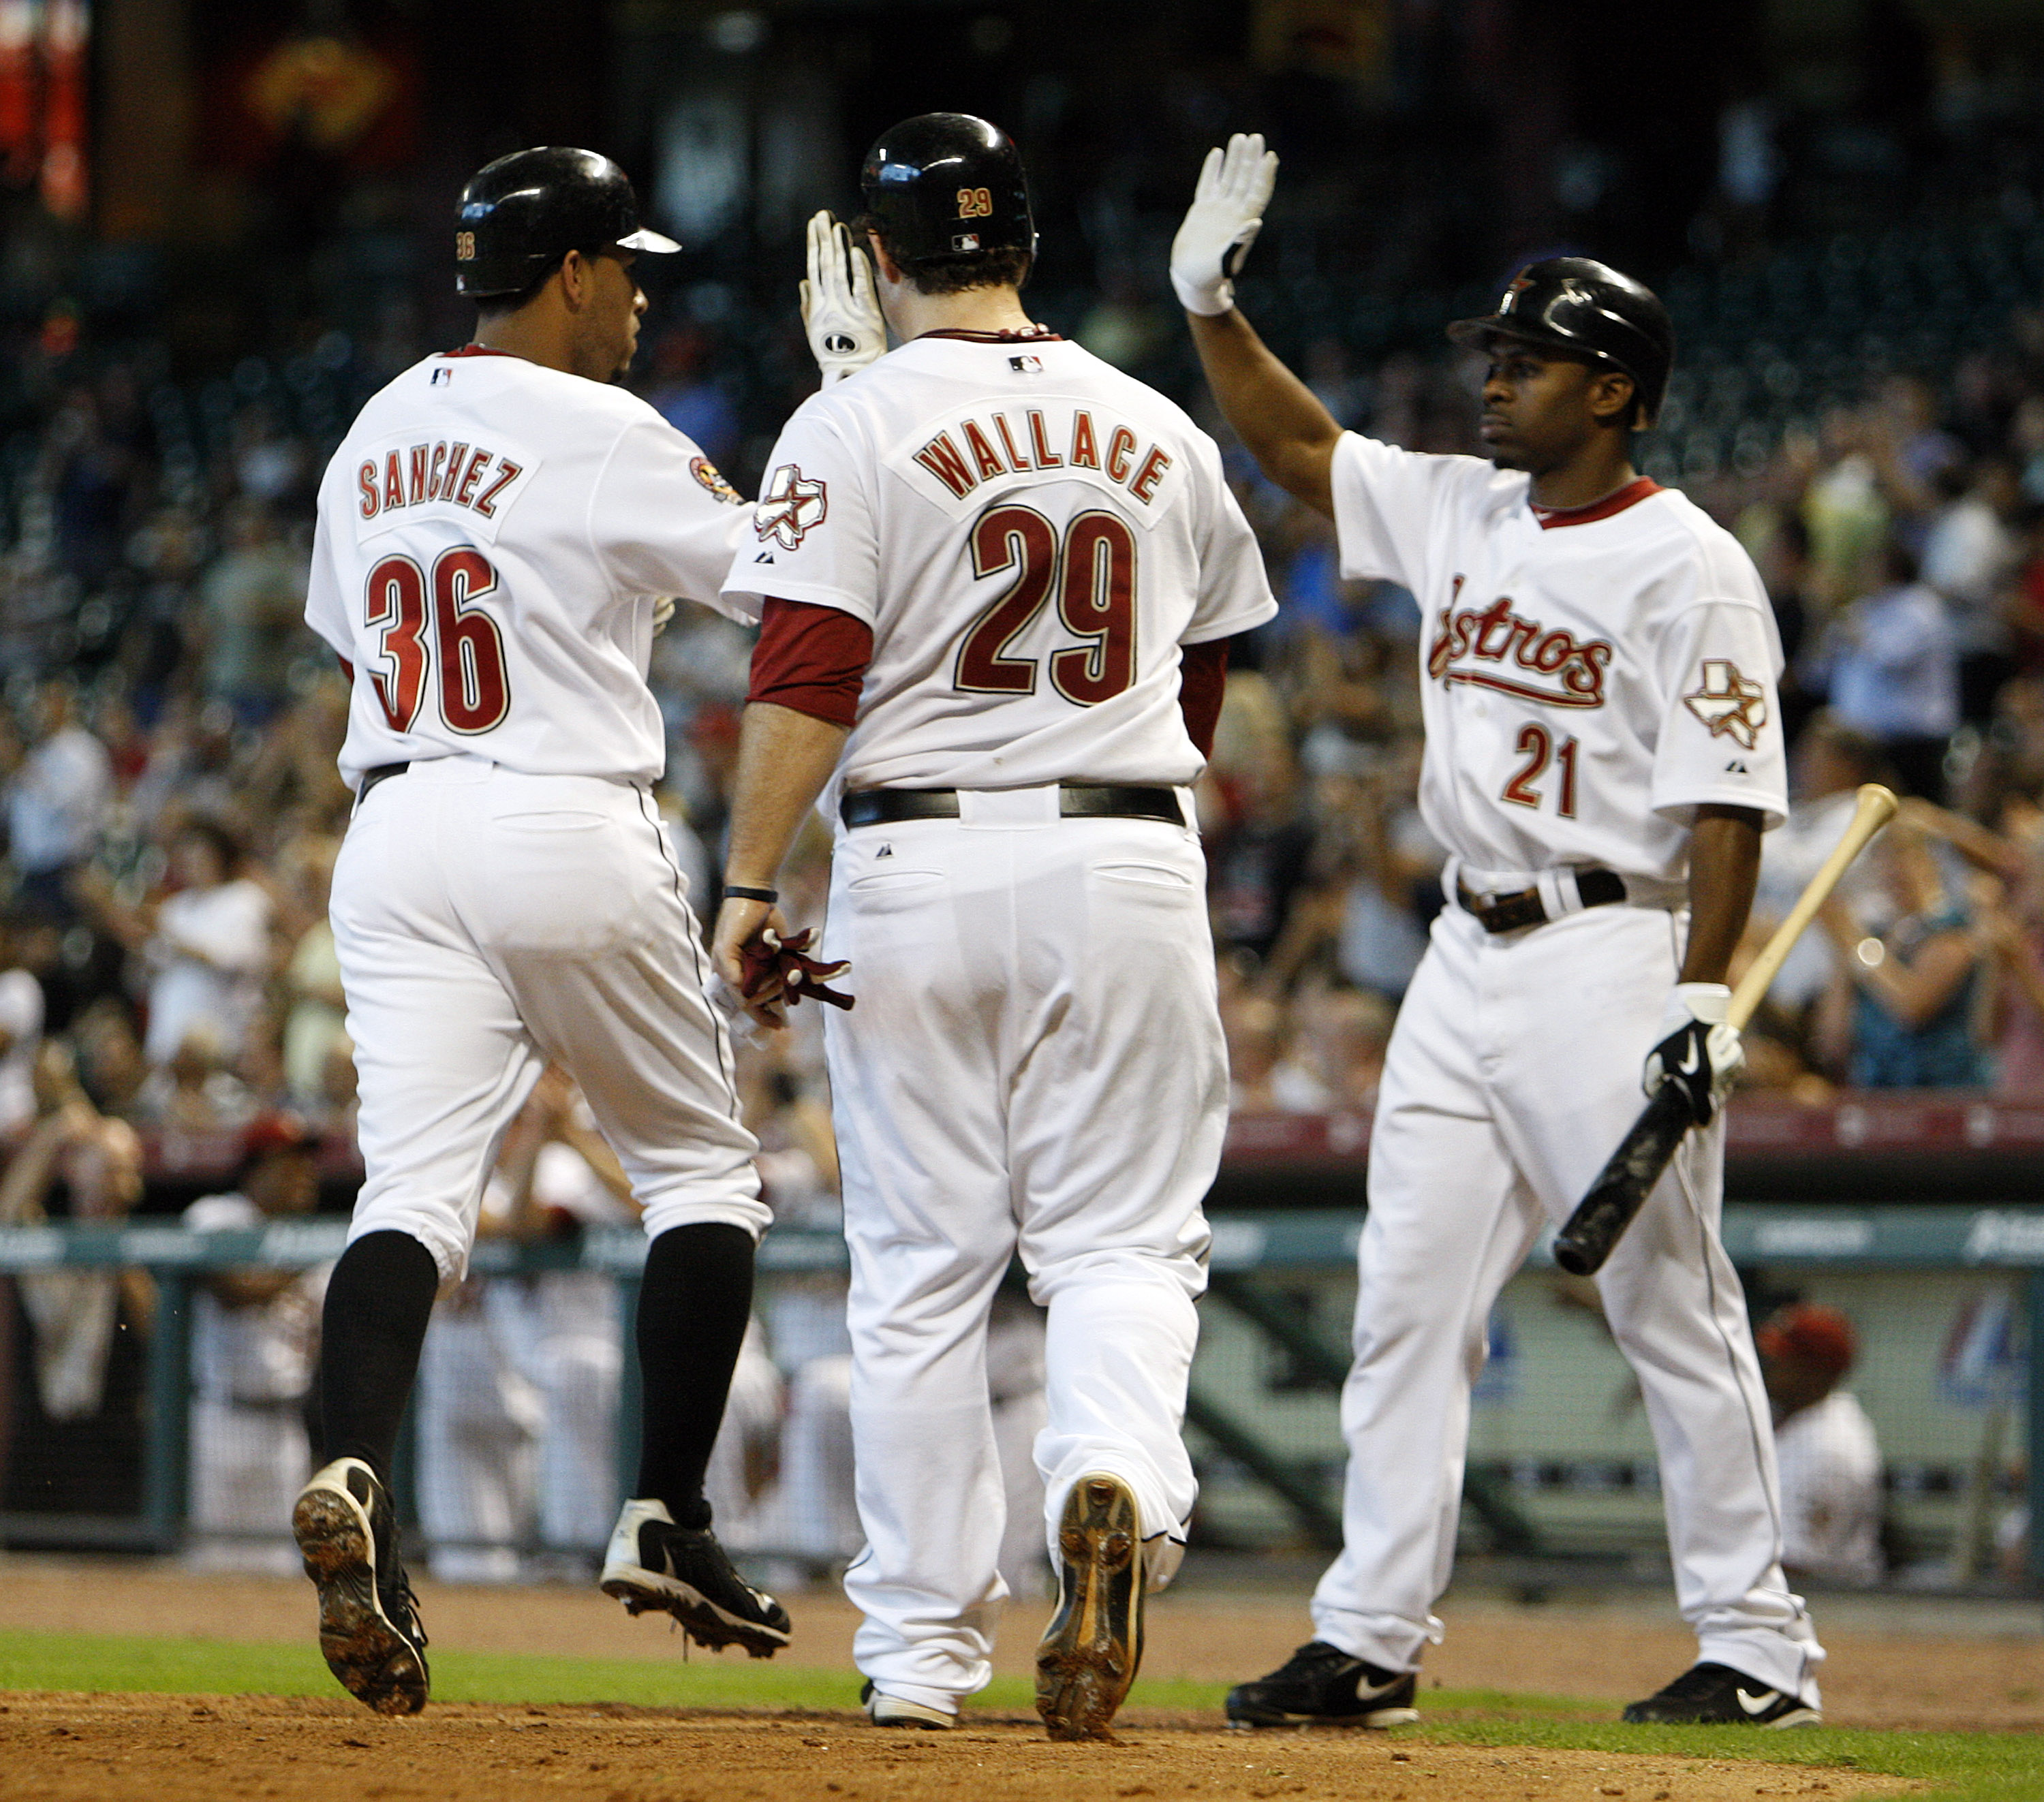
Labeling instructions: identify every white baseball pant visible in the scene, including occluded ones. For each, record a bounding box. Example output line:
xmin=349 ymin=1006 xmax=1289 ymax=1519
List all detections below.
xmin=330 ymin=756 xmax=768 ymax=1280
xmin=822 ymin=788 xmax=1224 ymax=1711
xmin=1310 ymin=899 xmax=1825 ymax=1700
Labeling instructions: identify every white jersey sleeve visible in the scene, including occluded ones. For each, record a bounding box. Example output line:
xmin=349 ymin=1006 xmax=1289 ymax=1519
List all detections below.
xmin=588 ymin=418 xmax=753 ymax=620
xmin=1329 ymin=431 xmax=1498 ymax=591
xmin=1184 ymin=438 xmax=1277 ymax=646
xmin=1650 ymin=591 xmax=1788 ymax=831
xmin=723 ymin=405 xmax=878 ymax=627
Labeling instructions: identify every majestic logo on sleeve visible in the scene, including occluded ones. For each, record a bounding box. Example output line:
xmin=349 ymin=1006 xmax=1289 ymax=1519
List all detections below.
xmin=1682 ymin=658 xmax=1768 ymax=748
xmin=1427 ymin=578 xmax=1613 ymax=709
xmin=754 ymin=463 xmax=827 ymax=550
xmin=690 ymin=455 xmax=743 ymax=506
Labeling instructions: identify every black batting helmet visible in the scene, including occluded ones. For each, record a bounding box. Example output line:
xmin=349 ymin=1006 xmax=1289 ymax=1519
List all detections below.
xmin=859 ymin=113 xmax=1034 ymax=266
xmin=454 ymin=146 xmax=679 ymax=300
xmin=1448 ymin=257 xmax=1674 ymax=424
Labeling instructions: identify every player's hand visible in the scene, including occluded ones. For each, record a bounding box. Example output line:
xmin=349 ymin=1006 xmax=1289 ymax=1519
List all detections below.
xmin=1170 ymin=133 xmax=1278 ymax=317
xmin=1641 ymin=982 xmax=1743 ymax=1125
xmin=652 ymin=594 xmax=677 ymax=636
xmin=801 ymin=211 xmax=885 ymax=386
xmin=713 ymin=897 xmax=790 ymax=1029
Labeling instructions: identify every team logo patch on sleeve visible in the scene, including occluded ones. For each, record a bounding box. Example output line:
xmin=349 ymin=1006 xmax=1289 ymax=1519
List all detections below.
xmin=1682 ymin=658 xmax=1768 ymax=748
xmin=690 ymin=455 xmax=743 ymax=506
xmin=754 ymin=463 xmax=828 ymax=550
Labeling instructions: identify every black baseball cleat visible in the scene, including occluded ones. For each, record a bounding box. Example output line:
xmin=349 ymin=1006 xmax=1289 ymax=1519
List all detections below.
xmin=1226 ymin=1641 xmax=1421 ymax=1728
xmin=600 ymin=1498 xmax=792 ymax=1657
xmin=1622 ymin=1662 xmax=1821 ymax=1727
xmin=292 ymin=1457 xmax=430 ymax=1715
xmin=1036 ymin=1472 xmax=1145 ymax=1741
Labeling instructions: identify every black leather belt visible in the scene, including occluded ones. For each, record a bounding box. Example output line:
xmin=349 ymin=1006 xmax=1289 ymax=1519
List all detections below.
xmin=356 ymin=761 xmax=409 ymax=804
xmin=840 ymin=785 xmax=1183 ymax=828
xmin=1456 ymin=867 xmax=1626 ymax=934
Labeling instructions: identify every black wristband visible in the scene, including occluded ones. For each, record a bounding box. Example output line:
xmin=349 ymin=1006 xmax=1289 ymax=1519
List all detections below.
xmin=722 ymin=884 xmax=779 ymax=904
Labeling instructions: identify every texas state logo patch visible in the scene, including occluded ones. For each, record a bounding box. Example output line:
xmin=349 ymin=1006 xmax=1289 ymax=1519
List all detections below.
xmin=1682 ymin=658 xmax=1768 ymax=749
xmin=754 ymin=463 xmax=828 ymax=550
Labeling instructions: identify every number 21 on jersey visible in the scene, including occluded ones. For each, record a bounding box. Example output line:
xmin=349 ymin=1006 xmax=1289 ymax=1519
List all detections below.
xmin=1502 ymin=721 xmax=1578 ymax=817
xmin=364 ymin=546 xmax=511 ymax=735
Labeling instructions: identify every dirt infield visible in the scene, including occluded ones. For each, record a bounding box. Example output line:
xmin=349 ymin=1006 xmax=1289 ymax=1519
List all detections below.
xmin=0 ymin=1692 xmax=1918 ymax=1802
xmin=1 ymin=1557 xmax=2039 ymax=1733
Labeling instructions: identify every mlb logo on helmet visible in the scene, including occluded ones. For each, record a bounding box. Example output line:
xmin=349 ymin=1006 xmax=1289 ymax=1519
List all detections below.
xmin=952 ymin=232 xmax=981 ymax=251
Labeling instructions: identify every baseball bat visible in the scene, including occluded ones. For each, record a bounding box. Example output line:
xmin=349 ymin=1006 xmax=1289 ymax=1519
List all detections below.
xmin=1549 ymin=783 xmax=1899 ymax=1277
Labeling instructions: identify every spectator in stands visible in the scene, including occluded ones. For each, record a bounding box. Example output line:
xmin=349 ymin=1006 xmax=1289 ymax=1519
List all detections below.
xmin=193 ymin=501 xmax=311 ymax=725
xmin=80 ymin=816 xmax=273 ymax=1068
xmin=67 ymin=997 xmax=146 ymax=1119
xmin=0 ymin=917 xmax=44 ymax=1148
xmin=5 ymin=681 xmax=110 ymax=915
xmin=0 ymin=1042 xmax=150 ymax=1421
xmin=182 ymin=1114 xmax=326 ymax=1572
xmin=1814 ymin=819 xmax=1990 ymax=1087
xmin=1759 ymin=1304 xmax=1883 ymax=1586
xmin=1292 ymin=987 xmax=1395 ymax=1113
xmin=1804 ymin=540 xmax=1957 ymax=798
xmin=1755 ymin=714 xmax=1889 ymax=1021
xmin=276 ymin=835 xmax=346 ymax=1108
xmin=1920 ymin=459 xmax=2020 ymax=720
xmin=1222 ymin=990 xmax=1324 ymax=1113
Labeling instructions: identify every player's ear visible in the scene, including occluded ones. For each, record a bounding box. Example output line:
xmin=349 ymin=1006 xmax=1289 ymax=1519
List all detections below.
xmin=1590 ymin=367 xmax=1637 ymax=429
xmin=557 ymin=248 xmax=591 ymax=311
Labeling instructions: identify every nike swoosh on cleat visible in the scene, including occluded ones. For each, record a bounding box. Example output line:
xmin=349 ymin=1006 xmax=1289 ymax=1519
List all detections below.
xmin=1735 ymin=1688 xmax=1782 ymax=1715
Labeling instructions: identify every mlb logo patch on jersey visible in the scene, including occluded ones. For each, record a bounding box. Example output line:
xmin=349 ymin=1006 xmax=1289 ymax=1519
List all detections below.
xmin=431 ymin=368 xmax=452 ymax=386
xmin=1009 ymin=355 xmax=1043 ymax=374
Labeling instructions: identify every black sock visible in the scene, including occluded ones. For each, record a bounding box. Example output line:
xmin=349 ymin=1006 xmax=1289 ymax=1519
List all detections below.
xmin=318 ymin=1230 xmax=440 ymax=1491
xmin=634 ymin=1222 xmax=756 ymax=1530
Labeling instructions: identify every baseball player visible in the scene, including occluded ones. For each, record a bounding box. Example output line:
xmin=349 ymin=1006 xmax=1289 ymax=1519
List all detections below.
xmin=708 ymin=114 xmax=1275 ymax=1740
xmin=290 ymin=146 xmax=795 ymax=1715
xmin=1173 ymin=136 xmax=1826 ymax=1728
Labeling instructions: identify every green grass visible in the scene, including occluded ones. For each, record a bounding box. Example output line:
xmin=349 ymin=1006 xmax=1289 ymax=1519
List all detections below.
xmin=1 ymin=1630 xmax=2037 ymax=1800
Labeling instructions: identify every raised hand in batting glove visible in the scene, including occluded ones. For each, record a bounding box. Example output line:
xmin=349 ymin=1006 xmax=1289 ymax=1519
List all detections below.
xmin=1170 ymin=133 xmax=1279 ymax=317
xmin=1641 ymin=982 xmax=1744 ymax=1125
xmin=802 ymin=211 xmax=885 ymax=386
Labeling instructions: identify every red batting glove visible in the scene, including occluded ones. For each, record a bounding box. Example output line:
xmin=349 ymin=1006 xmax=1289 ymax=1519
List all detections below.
xmin=739 ymin=927 xmax=854 ymax=1012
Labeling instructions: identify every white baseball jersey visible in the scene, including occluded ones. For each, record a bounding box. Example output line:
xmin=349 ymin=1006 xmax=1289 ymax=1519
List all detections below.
xmin=1329 ymin=436 xmax=1787 ymax=886
xmin=307 ymin=347 xmax=752 ymax=788
xmin=722 ymin=334 xmax=1275 ymax=788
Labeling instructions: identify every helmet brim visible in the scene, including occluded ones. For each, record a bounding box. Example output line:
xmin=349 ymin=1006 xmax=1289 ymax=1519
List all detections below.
xmin=618 ymin=226 xmax=682 ymax=255
xmin=1445 ymin=315 xmax=1610 ymax=362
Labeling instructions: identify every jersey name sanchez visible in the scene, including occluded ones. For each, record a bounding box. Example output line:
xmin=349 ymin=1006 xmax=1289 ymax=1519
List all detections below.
xmin=722 ymin=335 xmax=1275 ymax=792
xmin=1330 ymin=433 xmax=1788 ymax=886
xmin=307 ymin=347 xmax=752 ymax=788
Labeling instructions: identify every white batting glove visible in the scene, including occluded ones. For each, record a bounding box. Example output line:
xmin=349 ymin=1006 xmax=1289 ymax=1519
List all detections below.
xmin=1641 ymin=983 xmax=1744 ymax=1125
xmin=652 ymin=594 xmax=676 ymax=636
xmin=801 ymin=211 xmax=885 ymax=386
xmin=1169 ymin=133 xmax=1279 ymax=316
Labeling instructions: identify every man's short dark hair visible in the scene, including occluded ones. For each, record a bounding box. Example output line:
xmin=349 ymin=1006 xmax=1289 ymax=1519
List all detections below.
xmin=858 ymin=218 xmax=1031 ymax=296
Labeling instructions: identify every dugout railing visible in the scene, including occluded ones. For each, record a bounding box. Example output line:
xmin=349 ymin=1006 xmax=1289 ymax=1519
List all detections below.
xmin=0 ymin=1196 xmax=2038 ymax=1596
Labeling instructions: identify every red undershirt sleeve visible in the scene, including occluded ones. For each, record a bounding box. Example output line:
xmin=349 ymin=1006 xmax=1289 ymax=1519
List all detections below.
xmin=747 ymin=596 xmax=875 ymax=729
xmin=1177 ymin=637 xmax=1230 ymax=759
